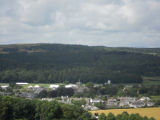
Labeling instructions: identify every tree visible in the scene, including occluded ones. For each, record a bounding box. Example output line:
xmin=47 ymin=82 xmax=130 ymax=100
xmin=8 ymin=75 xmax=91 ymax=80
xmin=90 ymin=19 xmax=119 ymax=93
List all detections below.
xmin=94 ymin=102 xmax=105 ymax=109
xmin=149 ymin=117 xmax=155 ymax=120
xmin=99 ymin=113 xmax=107 ymax=120
xmin=107 ymin=113 xmax=116 ymax=120
xmin=121 ymin=112 xmax=129 ymax=120
xmin=86 ymin=82 xmax=94 ymax=88
xmin=72 ymin=99 xmax=86 ymax=106
xmin=37 ymin=90 xmax=48 ymax=98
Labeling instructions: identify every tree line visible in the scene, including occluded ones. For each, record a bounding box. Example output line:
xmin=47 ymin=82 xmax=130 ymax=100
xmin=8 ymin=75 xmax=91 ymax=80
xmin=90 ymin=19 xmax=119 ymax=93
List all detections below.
xmin=37 ymin=84 xmax=160 ymax=99
xmin=98 ymin=112 xmax=155 ymax=120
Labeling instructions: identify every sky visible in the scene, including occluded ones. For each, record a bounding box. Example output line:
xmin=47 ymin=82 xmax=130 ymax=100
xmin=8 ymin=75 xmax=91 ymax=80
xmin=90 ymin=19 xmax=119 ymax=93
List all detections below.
xmin=0 ymin=0 xmax=160 ymax=47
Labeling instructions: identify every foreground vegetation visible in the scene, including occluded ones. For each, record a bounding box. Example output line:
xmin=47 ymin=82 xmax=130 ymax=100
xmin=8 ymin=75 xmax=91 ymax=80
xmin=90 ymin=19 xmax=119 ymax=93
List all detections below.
xmin=98 ymin=112 xmax=156 ymax=120
xmin=0 ymin=96 xmax=92 ymax=120
xmin=0 ymin=96 xmax=157 ymax=120
xmin=91 ymin=108 xmax=160 ymax=120
xmin=0 ymin=44 xmax=160 ymax=84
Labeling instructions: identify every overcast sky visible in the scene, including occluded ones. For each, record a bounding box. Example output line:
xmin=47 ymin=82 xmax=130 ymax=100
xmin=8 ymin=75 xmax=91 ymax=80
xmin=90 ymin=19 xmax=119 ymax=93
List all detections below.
xmin=0 ymin=0 xmax=160 ymax=47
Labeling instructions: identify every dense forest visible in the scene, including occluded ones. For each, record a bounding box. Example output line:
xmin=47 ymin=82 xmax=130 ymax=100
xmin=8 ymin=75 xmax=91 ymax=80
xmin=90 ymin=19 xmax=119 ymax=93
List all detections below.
xmin=0 ymin=96 xmax=92 ymax=120
xmin=0 ymin=44 xmax=160 ymax=83
xmin=0 ymin=96 xmax=156 ymax=120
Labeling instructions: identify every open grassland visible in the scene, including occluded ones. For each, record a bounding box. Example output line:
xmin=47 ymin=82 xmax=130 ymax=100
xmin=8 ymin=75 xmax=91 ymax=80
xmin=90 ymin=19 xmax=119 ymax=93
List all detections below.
xmin=151 ymin=96 xmax=160 ymax=101
xmin=142 ymin=76 xmax=160 ymax=85
xmin=90 ymin=107 xmax=160 ymax=120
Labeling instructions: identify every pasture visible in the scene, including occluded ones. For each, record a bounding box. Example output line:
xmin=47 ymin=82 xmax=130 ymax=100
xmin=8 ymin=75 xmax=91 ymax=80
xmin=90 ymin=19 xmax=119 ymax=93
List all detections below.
xmin=142 ymin=76 xmax=160 ymax=85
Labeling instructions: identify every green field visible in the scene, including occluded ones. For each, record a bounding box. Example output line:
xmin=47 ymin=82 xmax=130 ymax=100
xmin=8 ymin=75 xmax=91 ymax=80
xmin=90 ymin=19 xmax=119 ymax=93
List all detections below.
xmin=142 ymin=76 xmax=160 ymax=85
xmin=151 ymin=96 xmax=160 ymax=101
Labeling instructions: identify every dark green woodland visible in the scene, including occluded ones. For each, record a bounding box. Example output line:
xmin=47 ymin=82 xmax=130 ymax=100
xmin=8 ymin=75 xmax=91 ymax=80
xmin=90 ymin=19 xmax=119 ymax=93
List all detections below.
xmin=0 ymin=43 xmax=160 ymax=84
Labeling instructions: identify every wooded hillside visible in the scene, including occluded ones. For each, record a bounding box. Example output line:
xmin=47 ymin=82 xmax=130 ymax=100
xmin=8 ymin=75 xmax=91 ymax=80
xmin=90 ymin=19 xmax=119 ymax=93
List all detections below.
xmin=0 ymin=44 xmax=160 ymax=83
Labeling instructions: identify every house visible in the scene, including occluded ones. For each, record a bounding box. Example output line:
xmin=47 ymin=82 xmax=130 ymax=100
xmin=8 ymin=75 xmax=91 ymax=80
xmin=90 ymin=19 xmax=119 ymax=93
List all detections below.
xmin=16 ymin=82 xmax=28 ymax=85
xmin=107 ymin=98 xmax=118 ymax=107
xmin=49 ymin=84 xmax=59 ymax=90
xmin=65 ymin=84 xmax=77 ymax=88
xmin=107 ymin=80 xmax=111 ymax=85
xmin=129 ymin=100 xmax=145 ymax=108
xmin=82 ymin=104 xmax=99 ymax=111
xmin=118 ymin=97 xmax=136 ymax=107
xmin=58 ymin=96 xmax=72 ymax=104
xmin=1 ymin=85 xmax=9 ymax=90
xmin=34 ymin=87 xmax=46 ymax=94
xmin=90 ymin=99 xmax=104 ymax=104
xmin=34 ymin=85 xmax=40 ymax=88
xmin=15 ymin=92 xmax=35 ymax=99
xmin=119 ymin=101 xmax=130 ymax=107
xmin=42 ymin=98 xmax=54 ymax=102
xmin=104 ymin=80 xmax=111 ymax=85
xmin=93 ymin=84 xmax=102 ymax=87
xmin=75 ymin=82 xmax=88 ymax=93
xmin=139 ymin=97 xmax=151 ymax=101
xmin=147 ymin=102 xmax=154 ymax=107
xmin=118 ymin=97 xmax=136 ymax=103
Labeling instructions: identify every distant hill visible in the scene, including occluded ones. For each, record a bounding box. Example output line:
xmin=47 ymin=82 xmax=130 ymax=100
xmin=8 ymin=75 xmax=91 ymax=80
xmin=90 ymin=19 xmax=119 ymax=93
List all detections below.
xmin=0 ymin=43 xmax=160 ymax=83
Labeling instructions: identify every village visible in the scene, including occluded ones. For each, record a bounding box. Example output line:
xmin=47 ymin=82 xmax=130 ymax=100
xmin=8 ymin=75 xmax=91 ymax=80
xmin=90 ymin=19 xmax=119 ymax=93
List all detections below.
xmin=0 ymin=81 xmax=155 ymax=111
xmin=41 ymin=96 xmax=154 ymax=110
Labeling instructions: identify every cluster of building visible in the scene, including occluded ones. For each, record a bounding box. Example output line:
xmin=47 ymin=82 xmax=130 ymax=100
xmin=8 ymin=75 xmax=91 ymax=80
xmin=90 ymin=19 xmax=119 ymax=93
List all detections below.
xmin=106 ymin=96 xmax=154 ymax=108
xmin=0 ymin=82 xmax=88 ymax=99
xmin=0 ymin=82 xmax=155 ymax=110
xmin=42 ymin=96 xmax=101 ymax=110
xmin=41 ymin=96 xmax=155 ymax=110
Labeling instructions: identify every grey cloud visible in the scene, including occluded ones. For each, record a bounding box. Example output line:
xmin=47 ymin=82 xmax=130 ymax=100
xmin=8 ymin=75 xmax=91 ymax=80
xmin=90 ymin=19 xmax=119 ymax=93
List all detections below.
xmin=0 ymin=0 xmax=160 ymax=47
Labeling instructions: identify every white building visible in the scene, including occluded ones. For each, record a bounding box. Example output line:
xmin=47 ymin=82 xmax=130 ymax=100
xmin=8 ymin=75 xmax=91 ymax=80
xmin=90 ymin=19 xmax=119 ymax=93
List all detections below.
xmin=42 ymin=98 xmax=54 ymax=102
xmin=1 ymin=85 xmax=9 ymax=89
xmin=147 ymin=102 xmax=154 ymax=107
xmin=108 ymin=80 xmax=111 ymax=84
xmin=139 ymin=97 xmax=151 ymax=101
xmin=16 ymin=82 xmax=28 ymax=85
xmin=107 ymin=98 xmax=118 ymax=106
xmin=34 ymin=85 xmax=40 ymax=88
xmin=90 ymin=99 xmax=103 ymax=104
xmin=65 ymin=84 xmax=77 ymax=88
xmin=104 ymin=80 xmax=111 ymax=85
xmin=119 ymin=97 xmax=136 ymax=107
xmin=49 ymin=84 xmax=59 ymax=90
xmin=129 ymin=100 xmax=145 ymax=108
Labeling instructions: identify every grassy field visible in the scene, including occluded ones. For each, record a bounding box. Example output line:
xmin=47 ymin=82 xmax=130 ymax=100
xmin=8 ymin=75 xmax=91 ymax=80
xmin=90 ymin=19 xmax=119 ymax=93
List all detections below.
xmin=90 ymin=107 xmax=160 ymax=120
xmin=142 ymin=76 xmax=160 ymax=85
xmin=151 ymin=96 xmax=160 ymax=101
xmin=23 ymin=83 xmax=50 ymax=88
